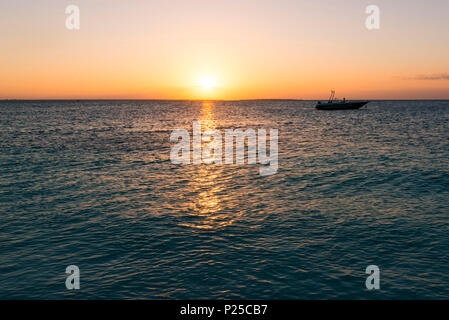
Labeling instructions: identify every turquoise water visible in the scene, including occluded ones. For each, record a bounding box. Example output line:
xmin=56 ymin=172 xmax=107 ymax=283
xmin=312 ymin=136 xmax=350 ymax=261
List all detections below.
xmin=1 ymin=100 xmax=448 ymax=299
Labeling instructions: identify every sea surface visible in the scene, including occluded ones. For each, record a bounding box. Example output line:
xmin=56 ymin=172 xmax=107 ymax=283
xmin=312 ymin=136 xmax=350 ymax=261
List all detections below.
xmin=1 ymin=100 xmax=448 ymax=299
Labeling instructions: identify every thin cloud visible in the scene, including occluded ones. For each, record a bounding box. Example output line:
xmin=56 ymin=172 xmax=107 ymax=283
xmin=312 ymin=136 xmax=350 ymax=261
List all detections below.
xmin=409 ymin=74 xmax=449 ymax=80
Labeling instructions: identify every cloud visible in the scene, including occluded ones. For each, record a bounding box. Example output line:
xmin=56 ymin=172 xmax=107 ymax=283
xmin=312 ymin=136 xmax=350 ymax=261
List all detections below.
xmin=409 ymin=74 xmax=449 ymax=80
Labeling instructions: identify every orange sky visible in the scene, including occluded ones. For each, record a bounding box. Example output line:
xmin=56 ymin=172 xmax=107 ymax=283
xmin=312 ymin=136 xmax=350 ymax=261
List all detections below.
xmin=1 ymin=0 xmax=449 ymax=99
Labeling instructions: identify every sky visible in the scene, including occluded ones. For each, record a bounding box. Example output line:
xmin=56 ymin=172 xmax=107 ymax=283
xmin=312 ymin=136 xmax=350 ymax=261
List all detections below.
xmin=1 ymin=0 xmax=449 ymax=100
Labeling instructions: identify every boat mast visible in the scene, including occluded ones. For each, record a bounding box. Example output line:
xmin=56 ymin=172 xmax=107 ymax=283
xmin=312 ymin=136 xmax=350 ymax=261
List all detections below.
xmin=328 ymin=90 xmax=335 ymax=103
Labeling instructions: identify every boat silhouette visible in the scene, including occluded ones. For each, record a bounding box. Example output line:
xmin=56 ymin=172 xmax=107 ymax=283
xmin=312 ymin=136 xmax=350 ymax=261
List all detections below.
xmin=316 ymin=91 xmax=369 ymax=110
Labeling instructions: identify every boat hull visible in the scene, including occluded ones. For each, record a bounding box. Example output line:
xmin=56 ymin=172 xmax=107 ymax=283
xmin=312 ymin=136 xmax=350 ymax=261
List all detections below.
xmin=316 ymin=101 xmax=369 ymax=110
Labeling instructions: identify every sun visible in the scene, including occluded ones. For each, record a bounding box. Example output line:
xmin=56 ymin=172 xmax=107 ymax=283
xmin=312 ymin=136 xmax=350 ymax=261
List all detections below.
xmin=198 ymin=76 xmax=217 ymax=90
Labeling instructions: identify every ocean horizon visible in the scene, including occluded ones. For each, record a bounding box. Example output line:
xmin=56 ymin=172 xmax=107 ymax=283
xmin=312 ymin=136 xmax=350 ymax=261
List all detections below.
xmin=2 ymin=99 xmax=449 ymax=101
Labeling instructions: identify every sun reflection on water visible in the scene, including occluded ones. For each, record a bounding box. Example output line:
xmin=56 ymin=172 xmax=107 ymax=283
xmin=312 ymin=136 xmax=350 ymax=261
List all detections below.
xmin=178 ymin=101 xmax=244 ymax=230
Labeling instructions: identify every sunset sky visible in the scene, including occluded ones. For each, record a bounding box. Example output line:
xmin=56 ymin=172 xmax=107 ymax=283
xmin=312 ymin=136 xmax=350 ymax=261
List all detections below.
xmin=1 ymin=0 xmax=449 ymax=100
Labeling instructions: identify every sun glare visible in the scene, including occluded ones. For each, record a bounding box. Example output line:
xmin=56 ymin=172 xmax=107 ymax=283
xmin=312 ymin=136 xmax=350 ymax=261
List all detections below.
xmin=198 ymin=76 xmax=217 ymax=90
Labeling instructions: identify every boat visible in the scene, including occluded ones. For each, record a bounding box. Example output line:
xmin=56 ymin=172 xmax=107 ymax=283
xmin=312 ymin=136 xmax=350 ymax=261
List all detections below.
xmin=316 ymin=91 xmax=369 ymax=110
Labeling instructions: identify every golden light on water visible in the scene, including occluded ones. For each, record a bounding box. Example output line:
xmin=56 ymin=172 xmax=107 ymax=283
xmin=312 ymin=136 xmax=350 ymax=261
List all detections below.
xmin=178 ymin=102 xmax=244 ymax=230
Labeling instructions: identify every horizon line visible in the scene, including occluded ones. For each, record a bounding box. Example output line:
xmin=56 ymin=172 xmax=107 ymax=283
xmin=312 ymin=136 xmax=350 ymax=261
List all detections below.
xmin=2 ymin=98 xmax=449 ymax=102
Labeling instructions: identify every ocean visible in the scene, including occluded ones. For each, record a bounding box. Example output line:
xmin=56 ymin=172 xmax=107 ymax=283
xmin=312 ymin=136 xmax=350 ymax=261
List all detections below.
xmin=1 ymin=100 xmax=448 ymax=299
